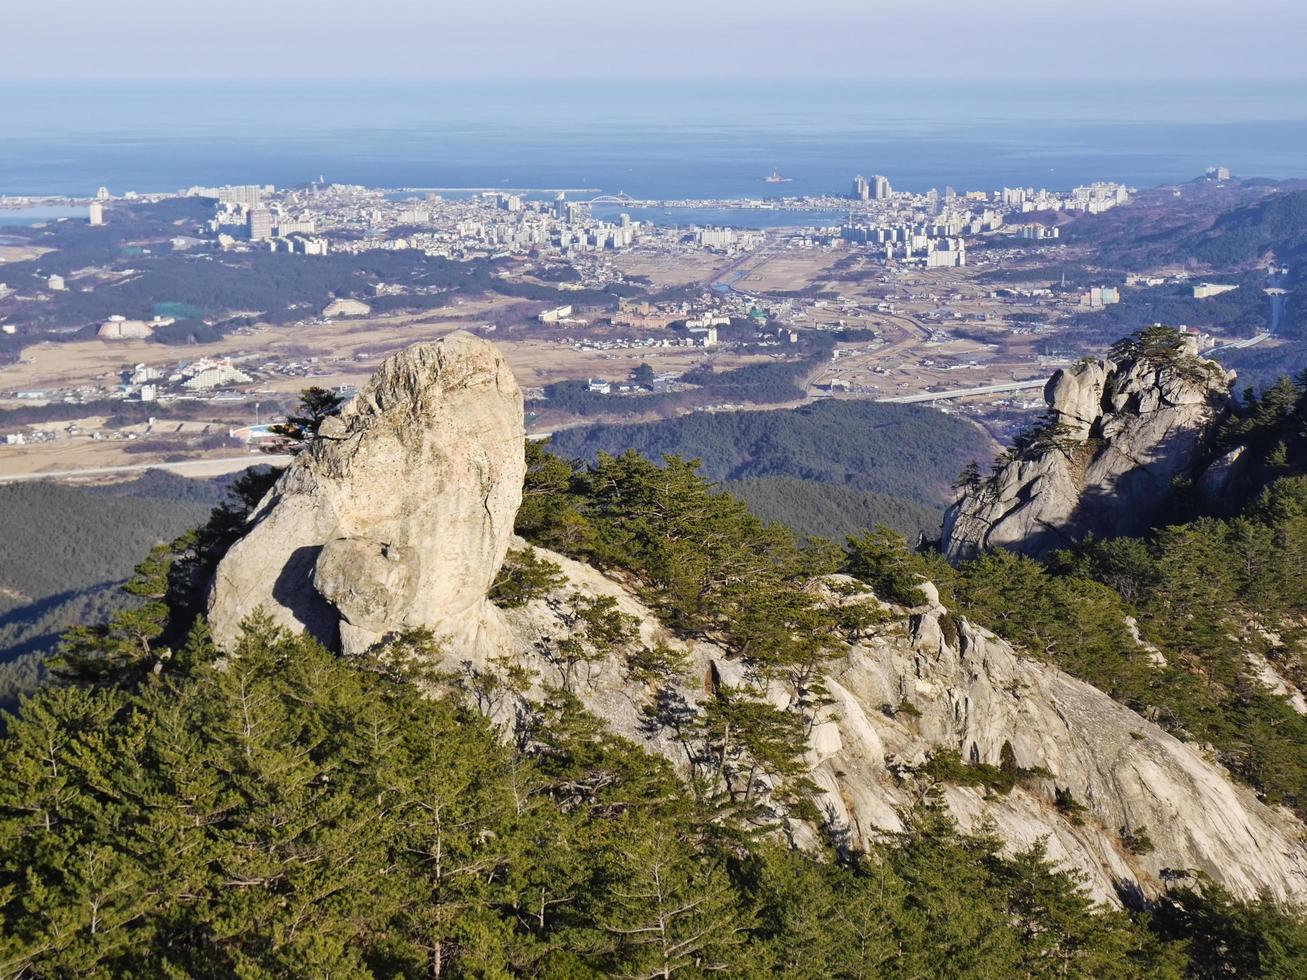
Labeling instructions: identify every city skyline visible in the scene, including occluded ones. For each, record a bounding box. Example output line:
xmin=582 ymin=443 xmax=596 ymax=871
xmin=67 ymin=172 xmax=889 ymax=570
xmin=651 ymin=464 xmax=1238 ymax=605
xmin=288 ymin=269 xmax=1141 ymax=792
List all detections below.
xmin=6 ymin=0 xmax=1306 ymax=81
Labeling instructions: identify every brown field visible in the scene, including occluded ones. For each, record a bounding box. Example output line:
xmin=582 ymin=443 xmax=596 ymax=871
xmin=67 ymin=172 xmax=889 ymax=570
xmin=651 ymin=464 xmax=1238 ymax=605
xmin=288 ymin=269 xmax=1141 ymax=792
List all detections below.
xmin=0 ymin=241 xmax=1079 ymax=480
xmin=0 ymin=296 xmax=785 ymax=475
xmin=0 ymin=244 xmax=53 ymax=264
xmin=609 ymin=251 xmax=732 ymax=287
xmin=732 ymin=250 xmax=844 ymax=292
xmin=0 ymin=289 xmax=778 ymax=402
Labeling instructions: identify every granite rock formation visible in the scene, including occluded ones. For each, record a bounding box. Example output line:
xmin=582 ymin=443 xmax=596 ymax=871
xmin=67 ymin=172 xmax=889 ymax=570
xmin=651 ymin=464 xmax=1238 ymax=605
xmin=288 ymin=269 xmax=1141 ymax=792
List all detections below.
xmin=208 ymin=331 xmax=525 ymax=656
xmin=207 ymin=336 xmax=1307 ymax=907
xmin=489 ymin=547 xmax=1307 ymax=905
xmin=943 ymin=341 xmax=1233 ymax=561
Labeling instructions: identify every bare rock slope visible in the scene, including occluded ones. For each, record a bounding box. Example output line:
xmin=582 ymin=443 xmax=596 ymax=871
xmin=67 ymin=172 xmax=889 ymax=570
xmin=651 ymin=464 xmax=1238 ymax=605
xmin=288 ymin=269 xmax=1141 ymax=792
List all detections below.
xmin=943 ymin=339 xmax=1232 ymax=561
xmin=208 ymin=337 xmax=1307 ymax=907
xmin=495 ymin=552 xmax=1307 ymax=905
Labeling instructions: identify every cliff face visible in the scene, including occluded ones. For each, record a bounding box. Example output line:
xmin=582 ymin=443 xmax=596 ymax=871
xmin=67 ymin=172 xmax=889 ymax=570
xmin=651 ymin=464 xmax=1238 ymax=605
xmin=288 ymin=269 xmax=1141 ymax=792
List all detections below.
xmin=207 ymin=338 xmax=1307 ymax=908
xmin=942 ymin=343 xmax=1232 ymax=561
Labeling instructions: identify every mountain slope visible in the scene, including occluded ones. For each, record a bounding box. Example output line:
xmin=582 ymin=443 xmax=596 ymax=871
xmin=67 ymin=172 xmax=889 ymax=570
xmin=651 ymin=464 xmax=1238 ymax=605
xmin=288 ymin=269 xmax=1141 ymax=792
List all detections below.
xmin=0 ymin=472 xmax=233 ymax=708
xmin=546 ymin=399 xmax=994 ymax=510
xmin=191 ymin=336 xmax=1307 ymax=908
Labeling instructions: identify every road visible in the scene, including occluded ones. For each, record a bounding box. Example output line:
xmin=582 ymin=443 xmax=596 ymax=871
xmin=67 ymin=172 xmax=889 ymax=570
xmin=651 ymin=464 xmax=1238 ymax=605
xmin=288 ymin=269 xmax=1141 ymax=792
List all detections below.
xmin=1205 ymin=332 xmax=1270 ymax=356
xmin=0 ymin=453 xmax=292 ymax=484
xmin=877 ymin=378 xmax=1048 ymax=404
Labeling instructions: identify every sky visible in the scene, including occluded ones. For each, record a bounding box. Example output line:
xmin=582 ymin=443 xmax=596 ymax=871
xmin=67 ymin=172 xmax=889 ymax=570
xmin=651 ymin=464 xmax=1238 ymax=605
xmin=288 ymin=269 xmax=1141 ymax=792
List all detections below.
xmin=4 ymin=0 xmax=1305 ymax=81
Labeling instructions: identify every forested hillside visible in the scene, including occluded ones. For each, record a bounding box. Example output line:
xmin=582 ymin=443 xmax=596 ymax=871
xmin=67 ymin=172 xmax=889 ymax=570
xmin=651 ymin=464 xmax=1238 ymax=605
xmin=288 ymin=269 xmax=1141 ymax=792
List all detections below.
xmin=0 ymin=626 xmax=1218 ymax=978
xmin=546 ymin=398 xmax=993 ymax=510
xmin=3 ymin=447 xmax=1303 ymax=977
xmin=0 ymin=472 xmax=233 ymax=709
xmin=724 ymin=475 xmax=940 ymax=541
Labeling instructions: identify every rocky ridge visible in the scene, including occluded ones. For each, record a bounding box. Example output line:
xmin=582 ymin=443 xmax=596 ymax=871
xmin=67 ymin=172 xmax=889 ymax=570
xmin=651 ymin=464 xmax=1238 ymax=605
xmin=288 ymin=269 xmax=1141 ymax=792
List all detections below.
xmin=208 ymin=336 xmax=1307 ymax=907
xmin=492 ymin=550 xmax=1307 ymax=904
xmin=942 ymin=337 xmax=1232 ymax=561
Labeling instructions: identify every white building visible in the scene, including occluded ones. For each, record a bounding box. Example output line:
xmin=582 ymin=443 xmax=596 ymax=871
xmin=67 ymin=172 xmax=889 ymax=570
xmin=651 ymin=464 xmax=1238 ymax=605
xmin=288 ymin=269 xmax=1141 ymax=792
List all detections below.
xmin=538 ymin=304 xmax=574 ymax=324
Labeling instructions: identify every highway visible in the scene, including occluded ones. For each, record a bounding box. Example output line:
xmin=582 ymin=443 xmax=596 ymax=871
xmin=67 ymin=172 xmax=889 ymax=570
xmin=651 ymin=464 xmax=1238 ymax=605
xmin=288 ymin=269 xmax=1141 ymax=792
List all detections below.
xmin=0 ymin=453 xmax=292 ymax=484
xmin=1205 ymin=332 xmax=1270 ymax=356
xmin=877 ymin=378 xmax=1048 ymax=404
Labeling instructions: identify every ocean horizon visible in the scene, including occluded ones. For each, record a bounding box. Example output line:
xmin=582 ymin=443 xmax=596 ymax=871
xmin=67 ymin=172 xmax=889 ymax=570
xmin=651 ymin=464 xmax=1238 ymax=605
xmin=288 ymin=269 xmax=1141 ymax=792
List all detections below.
xmin=3 ymin=78 xmax=1306 ymax=199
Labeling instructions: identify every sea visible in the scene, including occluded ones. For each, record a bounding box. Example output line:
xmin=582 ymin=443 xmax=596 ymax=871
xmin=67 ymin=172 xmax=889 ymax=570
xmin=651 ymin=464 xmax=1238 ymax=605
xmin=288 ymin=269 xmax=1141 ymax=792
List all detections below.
xmin=2 ymin=78 xmax=1306 ymax=207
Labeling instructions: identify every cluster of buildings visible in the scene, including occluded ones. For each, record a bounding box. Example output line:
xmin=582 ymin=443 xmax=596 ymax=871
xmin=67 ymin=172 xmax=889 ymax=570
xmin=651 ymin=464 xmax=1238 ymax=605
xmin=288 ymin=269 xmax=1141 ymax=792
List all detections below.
xmin=839 ymin=217 xmax=985 ymax=267
xmin=182 ymin=182 xmax=777 ymax=262
xmin=122 ymin=357 xmax=252 ymax=399
xmin=998 ymin=182 xmax=1130 ymax=215
xmin=1080 ymin=286 xmax=1121 ymax=309
xmin=827 ymin=175 xmax=1132 ymax=267
xmin=198 ymin=186 xmax=331 ymax=255
xmin=850 ymin=175 xmax=894 ymax=201
xmin=1017 ymin=223 xmax=1061 ymax=240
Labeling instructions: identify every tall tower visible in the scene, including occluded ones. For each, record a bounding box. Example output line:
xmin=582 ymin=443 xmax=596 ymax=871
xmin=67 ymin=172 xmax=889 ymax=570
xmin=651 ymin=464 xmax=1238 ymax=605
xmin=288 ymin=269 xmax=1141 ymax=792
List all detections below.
xmin=248 ymin=207 xmax=274 ymax=241
xmin=88 ymin=202 xmax=105 ymax=226
xmin=851 ymin=175 xmax=870 ymax=201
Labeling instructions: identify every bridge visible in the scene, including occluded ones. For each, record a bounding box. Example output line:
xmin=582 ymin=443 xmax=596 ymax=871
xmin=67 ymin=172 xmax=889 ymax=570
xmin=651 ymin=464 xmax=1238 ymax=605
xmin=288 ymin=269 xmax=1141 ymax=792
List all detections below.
xmin=586 ymin=193 xmax=638 ymax=205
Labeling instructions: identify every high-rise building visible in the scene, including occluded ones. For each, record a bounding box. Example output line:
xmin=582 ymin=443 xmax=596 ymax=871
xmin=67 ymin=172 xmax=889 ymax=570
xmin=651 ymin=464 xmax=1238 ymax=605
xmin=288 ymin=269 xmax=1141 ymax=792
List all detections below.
xmin=872 ymin=175 xmax=892 ymax=199
xmin=218 ymin=185 xmax=267 ymax=208
xmin=248 ymin=207 xmax=274 ymax=241
xmin=88 ymin=202 xmax=105 ymax=226
xmin=851 ymin=175 xmax=870 ymax=201
xmin=95 ymin=186 xmax=110 ymax=201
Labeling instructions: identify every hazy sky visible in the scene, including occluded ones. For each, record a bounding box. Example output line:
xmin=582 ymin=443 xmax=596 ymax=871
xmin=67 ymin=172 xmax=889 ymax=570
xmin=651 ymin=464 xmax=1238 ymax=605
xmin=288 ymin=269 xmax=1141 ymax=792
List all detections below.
xmin=5 ymin=0 xmax=1305 ymax=81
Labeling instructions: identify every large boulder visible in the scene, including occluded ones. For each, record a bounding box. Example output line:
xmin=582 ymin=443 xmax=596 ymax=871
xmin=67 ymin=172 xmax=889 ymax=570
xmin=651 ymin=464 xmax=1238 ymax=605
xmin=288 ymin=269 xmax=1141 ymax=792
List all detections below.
xmin=208 ymin=331 xmax=525 ymax=656
xmin=1045 ymin=358 xmax=1108 ymax=441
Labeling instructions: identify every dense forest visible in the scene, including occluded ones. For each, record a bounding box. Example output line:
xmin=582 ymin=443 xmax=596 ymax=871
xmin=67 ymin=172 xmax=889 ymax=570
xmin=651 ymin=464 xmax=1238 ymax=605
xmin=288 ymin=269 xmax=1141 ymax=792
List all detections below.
xmin=545 ymin=398 xmax=993 ymax=510
xmin=0 ymin=624 xmax=1232 ymax=979
xmin=723 ymin=476 xmax=940 ymax=541
xmin=0 ymin=472 xmax=232 ymax=710
xmin=2 ymin=445 xmax=1304 ymax=976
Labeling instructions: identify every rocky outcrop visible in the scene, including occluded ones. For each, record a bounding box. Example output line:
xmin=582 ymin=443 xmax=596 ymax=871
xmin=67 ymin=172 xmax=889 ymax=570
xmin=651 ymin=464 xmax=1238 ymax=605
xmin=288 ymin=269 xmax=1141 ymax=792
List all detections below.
xmin=207 ymin=337 xmax=1307 ymax=907
xmin=490 ymin=550 xmax=1307 ymax=906
xmin=943 ymin=345 xmax=1233 ymax=561
xmin=208 ymin=331 xmax=525 ymax=656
